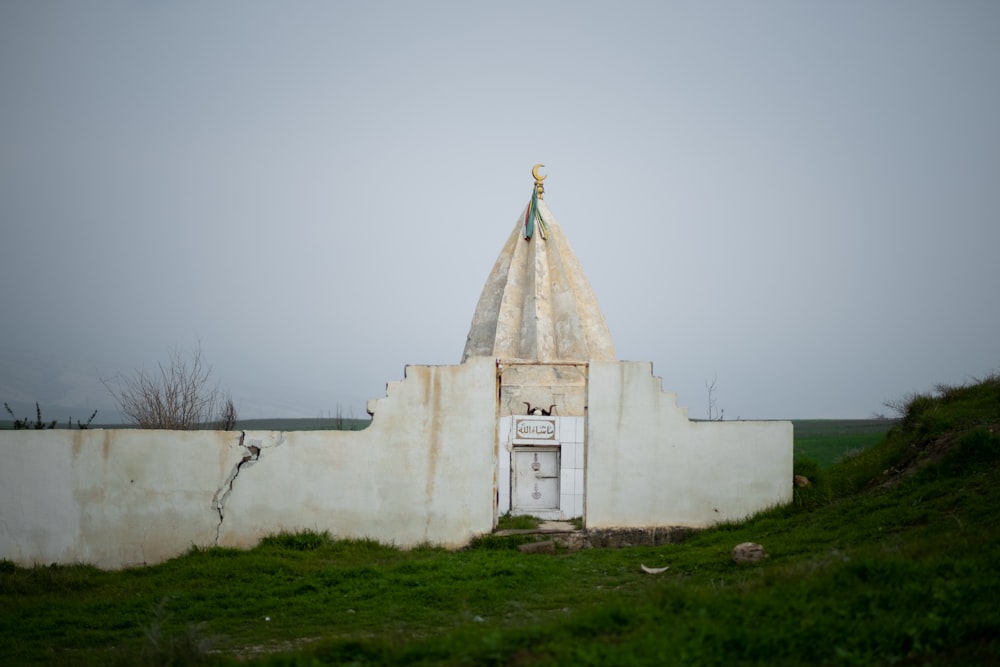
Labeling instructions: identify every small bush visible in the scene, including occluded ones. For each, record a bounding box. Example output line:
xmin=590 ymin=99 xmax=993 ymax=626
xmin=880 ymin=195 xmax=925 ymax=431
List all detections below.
xmin=898 ymin=393 xmax=937 ymax=432
xmin=215 ymin=394 xmax=237 ymax=431
xmin=68 ymin=409 xmax=98 ymax=429
xmin=4 ymin=402 xmax=56 ymax=429
xmin=103 ymin=341 xmax=235 ymax=430
xmin=3 ymin=403 xmax=98 ymax=430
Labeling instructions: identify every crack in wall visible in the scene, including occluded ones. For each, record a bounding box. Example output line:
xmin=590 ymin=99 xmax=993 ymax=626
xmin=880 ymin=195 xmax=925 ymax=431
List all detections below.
xmin=211 ymin=431 xmax=285 ymax=545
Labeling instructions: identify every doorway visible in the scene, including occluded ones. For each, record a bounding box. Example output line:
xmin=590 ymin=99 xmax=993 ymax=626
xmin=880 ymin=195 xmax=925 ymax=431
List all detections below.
xmin=512 ymin=447 xmax=560 ymax=513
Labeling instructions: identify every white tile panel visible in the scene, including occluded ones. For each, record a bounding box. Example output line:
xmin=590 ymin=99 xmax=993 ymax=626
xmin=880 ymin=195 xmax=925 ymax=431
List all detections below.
xmin=563 ymin=417 xmax=577 ymax=444
xmin=560 ymin=468 xmax=575 ymax=495
xmin=561 ymin=442 xmax=575 ymax=468
xmin=560 ymin=494 xmax=573 ymax=516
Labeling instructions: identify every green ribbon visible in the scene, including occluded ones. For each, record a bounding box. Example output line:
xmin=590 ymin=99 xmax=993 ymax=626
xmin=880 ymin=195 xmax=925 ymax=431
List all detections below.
xmin=523 ymin=187 xmax=547 ymax=241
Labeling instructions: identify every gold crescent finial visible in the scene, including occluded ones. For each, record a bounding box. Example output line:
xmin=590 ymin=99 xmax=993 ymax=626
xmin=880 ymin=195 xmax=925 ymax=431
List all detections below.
xmin=531 ymin=163 xmax=546 ymax=200
xmin=531 ymin=163 xmax=546 ymax=182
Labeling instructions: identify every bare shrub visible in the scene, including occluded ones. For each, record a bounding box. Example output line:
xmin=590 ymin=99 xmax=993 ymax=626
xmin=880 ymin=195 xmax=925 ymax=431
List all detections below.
xmin=216 ymin=393 xmax=238 ymax=431
xmin=3 ymin=403 xmax=98 ymax=430
xmin=68 ymin=409 xmax=98 ymax=429
xmin=705 ymin=373 xmax=725 ymax=421
xmin=4 ymin=402 xmax=57 ymax=430
xmin=103 ymin=343 xmax=228 ymax=430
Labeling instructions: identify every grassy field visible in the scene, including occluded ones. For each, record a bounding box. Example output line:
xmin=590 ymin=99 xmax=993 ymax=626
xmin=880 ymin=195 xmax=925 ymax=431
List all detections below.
xmin=2 ymin=382 xmax=998 ymax=664
xmin=792 ymin=419 xmax=894 ymax=468
xmin=234 ymin=417 xmax=372 ymax=432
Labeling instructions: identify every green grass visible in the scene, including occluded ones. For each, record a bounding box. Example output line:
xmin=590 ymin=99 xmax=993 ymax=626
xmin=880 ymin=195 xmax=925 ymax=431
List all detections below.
xmin=495 ymin=513 xmax=542 ymax=530
xmin=2 ymin=377 xmax=999 ymax=665
xmin=792 ymin=419 xmax=894 ymax=468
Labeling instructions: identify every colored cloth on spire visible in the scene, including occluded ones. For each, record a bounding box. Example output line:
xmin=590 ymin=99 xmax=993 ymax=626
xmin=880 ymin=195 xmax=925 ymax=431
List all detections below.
xmin=523 ymin=186 xmax=547 ymax=241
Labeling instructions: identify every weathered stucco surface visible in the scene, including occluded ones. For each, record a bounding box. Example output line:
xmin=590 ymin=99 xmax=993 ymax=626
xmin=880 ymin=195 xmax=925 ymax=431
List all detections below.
xmin=498 ymin=362 xmax=587 ymax=417
xmin=462 ymin=200 xmax=615 ymax=364
xmin=0 ymin=429 xmax=235 ymax=568
xmin=0 ymin=358 xmax=497 ymax=569
xmin=220 ymin=360 xmax=498 ymax=551
xmin=585 ymin=361 xmax=793 ymax=528
xmin=0 ymin=357 xmax=793 ymax=568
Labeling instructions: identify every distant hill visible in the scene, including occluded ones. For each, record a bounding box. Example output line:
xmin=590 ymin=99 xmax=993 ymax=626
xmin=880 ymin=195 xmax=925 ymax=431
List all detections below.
xmin=234 ymin=417 xmax=371 ymax=431
xmin=0 ymin=415 xmax=373 ymax=431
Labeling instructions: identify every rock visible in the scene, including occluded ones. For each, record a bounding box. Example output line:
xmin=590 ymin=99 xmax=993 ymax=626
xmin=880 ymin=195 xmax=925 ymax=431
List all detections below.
xmin=794 ymin=475 xmax=811 ymax=488
xmin=518 ymin=540 xmax=555 ymax=554
xmin=732 ymin=542 xmax=768 ymax=564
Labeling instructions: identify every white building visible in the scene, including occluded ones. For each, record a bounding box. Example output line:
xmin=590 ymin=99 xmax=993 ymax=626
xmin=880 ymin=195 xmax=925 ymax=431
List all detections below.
xmin=0 ymin=169 xmax=792 ymax=568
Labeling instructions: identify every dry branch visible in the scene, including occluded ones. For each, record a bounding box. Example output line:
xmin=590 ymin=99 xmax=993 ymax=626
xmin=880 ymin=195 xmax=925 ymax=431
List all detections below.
xmin=103 ymin=343 xmax=230 ymax=430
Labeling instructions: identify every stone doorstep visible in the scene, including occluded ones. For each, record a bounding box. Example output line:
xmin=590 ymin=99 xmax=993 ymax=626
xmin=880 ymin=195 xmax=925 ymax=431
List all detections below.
xmin=538 ymin=520 xmax=577 ymax=531
xmin=494 ymin=525 xmax=695 ymax=551
xmin=492 ymin=520 xmax=578 ymax=537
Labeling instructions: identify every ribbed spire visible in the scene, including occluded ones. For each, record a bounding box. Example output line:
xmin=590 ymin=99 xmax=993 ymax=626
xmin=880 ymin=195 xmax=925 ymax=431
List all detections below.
xmin=462 ymin=196 xmax=616 ymax=363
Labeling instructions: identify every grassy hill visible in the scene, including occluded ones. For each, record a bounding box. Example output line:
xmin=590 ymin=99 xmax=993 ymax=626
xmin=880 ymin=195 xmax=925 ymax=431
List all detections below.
xmin=1 ymin=374 xmax=998 ymax=665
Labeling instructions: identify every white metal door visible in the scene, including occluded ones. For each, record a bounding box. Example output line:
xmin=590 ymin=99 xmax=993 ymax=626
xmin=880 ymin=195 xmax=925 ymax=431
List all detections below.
xmin=512 ymin=447 xmax=560 ymax=511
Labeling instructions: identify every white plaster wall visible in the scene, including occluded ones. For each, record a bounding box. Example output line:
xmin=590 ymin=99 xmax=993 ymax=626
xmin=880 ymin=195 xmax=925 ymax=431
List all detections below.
xmin=220 ymin=360 xmax=497 ymax=550
xmin=0 ymin=356 xmax=795 ymax=568
xmin=0 ymin=429 xmax=243 ymax=568
xmin=0 ymin=358 xmax=497 ymax=569
xmin=585 ymin=361 xmax=793 ymax=528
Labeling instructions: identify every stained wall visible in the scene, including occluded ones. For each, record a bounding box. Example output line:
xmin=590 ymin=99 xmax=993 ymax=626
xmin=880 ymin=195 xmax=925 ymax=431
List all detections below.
xmin=585 ymin=361 xmax=794 ymax=528
xmin=0 ymin=358 xmax=497 ymax=569
xmin=0 ymin=357 xmax=794 ymax=569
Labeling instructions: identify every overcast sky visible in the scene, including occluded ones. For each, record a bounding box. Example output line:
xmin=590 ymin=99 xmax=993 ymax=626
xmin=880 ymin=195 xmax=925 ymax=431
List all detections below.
xmin=2 ymin=2 xmax=998 ymax=422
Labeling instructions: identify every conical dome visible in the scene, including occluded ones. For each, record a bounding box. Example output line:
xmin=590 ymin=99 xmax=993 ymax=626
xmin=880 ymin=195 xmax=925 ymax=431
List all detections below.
xmin=462 ymin=194 xmax=615 ymax=363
